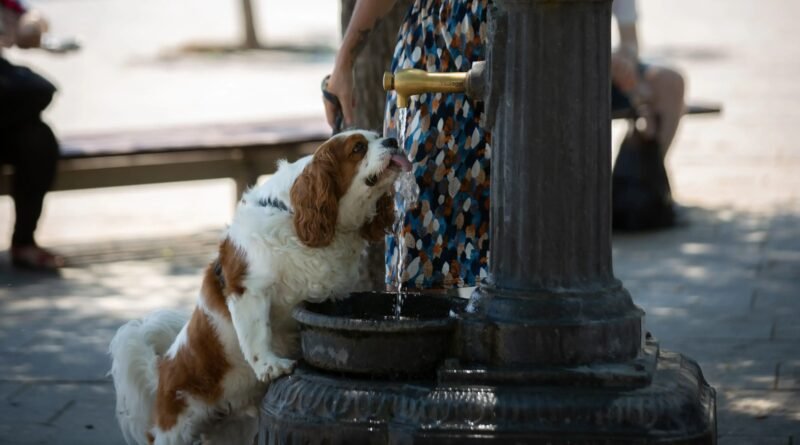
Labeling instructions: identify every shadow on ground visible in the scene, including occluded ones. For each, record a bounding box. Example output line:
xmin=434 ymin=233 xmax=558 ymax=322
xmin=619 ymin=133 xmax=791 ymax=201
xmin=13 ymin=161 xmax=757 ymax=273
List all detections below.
xmin=0 ymin=236 xmax=216 ymax=381
xmin=614 ymin=205 xmax=800 ymax=442
xmin=0 ymin=233 xmax=218 ymax=444
xmin=0 ymin=206 xmax=797 ymax=443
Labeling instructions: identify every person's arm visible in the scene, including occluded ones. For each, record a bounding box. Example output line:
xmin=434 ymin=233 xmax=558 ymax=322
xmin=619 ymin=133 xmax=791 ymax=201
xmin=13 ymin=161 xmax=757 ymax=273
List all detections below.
xmin=324 ymin=0 xmax=398 ymax=128
xmin=0 ymin=0 xmax=48 ymax=49
xmin=612 ymin=0 xmax=638 ymax=59
xmin=0 ymin=1 xmax=19 ymax=49
xmin=610 ymin=0 xmax=639 ymax=92
xmin=16 ymin=10 xmax=47 ymax=48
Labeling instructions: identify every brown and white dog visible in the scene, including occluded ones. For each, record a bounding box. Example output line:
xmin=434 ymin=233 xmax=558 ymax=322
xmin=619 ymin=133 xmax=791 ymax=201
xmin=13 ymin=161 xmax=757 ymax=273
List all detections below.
xmin=109 ymin=130 xmax=411 ymax=445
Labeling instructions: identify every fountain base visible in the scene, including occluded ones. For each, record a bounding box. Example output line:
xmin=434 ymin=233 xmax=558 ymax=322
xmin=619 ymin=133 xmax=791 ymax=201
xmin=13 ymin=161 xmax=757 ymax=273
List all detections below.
xmin=259 ymin=338 xmax=716 ymax=444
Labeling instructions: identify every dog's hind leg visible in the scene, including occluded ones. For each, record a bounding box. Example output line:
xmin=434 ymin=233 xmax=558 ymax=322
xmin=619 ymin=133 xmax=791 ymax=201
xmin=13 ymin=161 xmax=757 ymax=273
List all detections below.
xmin=227 ymin=290 xmax=296 ymax=382
xmin=152 ymin=413 xmax=199 ymax=445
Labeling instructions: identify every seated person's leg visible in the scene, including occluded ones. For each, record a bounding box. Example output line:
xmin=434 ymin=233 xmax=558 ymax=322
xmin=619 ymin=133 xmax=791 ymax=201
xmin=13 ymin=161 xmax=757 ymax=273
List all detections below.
xmin=5 ymin=118 xmax=63 ymax=269
xmin=611 ymin=66 xmax=680 ymax=231
xmin=643 ymin=65 xmax=685 ymax=158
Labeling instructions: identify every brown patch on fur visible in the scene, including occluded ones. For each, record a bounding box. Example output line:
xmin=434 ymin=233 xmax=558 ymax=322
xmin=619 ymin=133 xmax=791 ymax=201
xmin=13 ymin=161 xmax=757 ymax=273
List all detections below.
xmin=155 ymin=308 xmax=230 ymax=431
xmin=198 ymin=238 xmax=248 ymax=318
xmin=360 ymin=193 xmax=396 ymax=243
xmin=200 ymin=264 xmax=229 ymax=320
xmin=146 ymin=432 xmax=154 ymax=444
xmin=291 ymin=133 xmax=370 ymax=247
xmin=219 ymin=238 xmax=247 ymax=296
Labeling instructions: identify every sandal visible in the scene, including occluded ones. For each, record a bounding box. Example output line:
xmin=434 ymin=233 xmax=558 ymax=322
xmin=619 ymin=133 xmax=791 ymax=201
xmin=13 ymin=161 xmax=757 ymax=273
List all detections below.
xmin=321 ymin=74 xmax=345 ymax=135
xmin=10 ymin=245 xmax=65 ymax=271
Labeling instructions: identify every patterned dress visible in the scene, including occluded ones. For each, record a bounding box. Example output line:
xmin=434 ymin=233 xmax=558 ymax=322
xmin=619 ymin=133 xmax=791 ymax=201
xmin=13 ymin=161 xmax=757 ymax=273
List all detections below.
xmin=384 ymin=0 xmax=490 ymax=289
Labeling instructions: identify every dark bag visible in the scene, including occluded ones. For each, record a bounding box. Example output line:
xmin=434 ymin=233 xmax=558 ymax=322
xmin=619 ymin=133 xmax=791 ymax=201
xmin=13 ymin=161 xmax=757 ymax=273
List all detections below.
xmin=612 ymin=124 xmax=675 ymax=231
xmin=0 ymin=56 xmax=57 ymax=126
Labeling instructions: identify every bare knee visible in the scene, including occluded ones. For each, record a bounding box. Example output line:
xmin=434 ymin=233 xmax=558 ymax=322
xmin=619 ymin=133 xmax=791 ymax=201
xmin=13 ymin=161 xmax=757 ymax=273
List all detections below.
xmin=647 ymin=66 xmax=686 ymax=105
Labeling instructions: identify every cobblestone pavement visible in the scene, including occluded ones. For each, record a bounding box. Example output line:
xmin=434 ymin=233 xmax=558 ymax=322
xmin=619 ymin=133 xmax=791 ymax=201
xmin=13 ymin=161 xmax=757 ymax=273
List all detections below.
xmin=1 ymin=0 xmax=798 ymax=443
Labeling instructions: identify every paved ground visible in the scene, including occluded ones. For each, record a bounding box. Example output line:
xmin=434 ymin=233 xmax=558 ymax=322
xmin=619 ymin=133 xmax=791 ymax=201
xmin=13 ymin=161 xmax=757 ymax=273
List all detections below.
xmin=1 ymin=0 xmax=798 ymax=443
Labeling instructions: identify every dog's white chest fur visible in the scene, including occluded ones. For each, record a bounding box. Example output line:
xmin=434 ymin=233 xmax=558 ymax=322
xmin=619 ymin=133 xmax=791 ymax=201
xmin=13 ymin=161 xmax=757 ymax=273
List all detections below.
xmin=227 ymin=204 xmax=364 ymax=306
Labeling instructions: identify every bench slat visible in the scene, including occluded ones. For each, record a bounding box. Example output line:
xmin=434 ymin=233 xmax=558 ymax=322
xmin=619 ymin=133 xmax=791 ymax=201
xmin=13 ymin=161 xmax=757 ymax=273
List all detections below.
xmin=1 ymin=115 xmax=327 ymax=197
xmin=59 ymin=116 xmax=331 ymax=159
xmin=612 ymin=102 xmax=722 ymax=120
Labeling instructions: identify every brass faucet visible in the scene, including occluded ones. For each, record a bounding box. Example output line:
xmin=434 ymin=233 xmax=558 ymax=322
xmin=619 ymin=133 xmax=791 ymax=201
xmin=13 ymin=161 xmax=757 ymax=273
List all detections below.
xmin=383 ymin=61 xmax=486 ymax=108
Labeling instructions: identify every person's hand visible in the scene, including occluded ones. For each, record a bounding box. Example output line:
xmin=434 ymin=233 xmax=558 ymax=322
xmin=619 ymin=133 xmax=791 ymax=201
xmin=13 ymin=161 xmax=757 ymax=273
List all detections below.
xmin=611 ymin=52 xmax=638 ymax=93
xmin=16 ymin=10 xmax=48 ymax=49
xmin=612 ymin=52 xmax=658 ymax=138
xmin=323 ymin=63 xmax=356 ymax=131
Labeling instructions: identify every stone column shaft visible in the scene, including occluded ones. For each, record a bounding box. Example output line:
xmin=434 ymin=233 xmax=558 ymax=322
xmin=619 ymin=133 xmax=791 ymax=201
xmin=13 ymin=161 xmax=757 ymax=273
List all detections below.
xmin=490 ymin=0 xmax=614 ymax=292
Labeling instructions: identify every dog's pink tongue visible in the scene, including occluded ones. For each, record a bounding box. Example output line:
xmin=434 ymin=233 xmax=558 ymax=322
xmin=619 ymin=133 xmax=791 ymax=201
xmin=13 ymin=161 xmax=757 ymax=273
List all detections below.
xmin=390 ymin=154 xmax=413 ymax=172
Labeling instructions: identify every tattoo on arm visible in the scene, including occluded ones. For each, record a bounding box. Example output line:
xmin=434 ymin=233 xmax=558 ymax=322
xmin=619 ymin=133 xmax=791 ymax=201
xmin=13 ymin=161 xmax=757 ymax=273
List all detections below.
xmin=349 ymin=18 xmax=383 ymax=61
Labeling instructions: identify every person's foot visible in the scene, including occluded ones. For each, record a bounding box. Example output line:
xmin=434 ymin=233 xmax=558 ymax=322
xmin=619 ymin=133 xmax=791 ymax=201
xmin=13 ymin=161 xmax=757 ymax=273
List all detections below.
xmin=671 ymin=203 xmax=691 ymax=228
xmin=10 ymin=244 xmax=65 ymax=271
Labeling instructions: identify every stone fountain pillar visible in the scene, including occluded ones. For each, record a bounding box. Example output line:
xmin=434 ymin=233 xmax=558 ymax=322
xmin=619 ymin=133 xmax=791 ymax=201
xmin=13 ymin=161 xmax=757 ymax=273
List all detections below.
xmin=260 ymin=0 xmax=716 ymax=443
xmin=460 ymin=0 xmax=643 ymax=369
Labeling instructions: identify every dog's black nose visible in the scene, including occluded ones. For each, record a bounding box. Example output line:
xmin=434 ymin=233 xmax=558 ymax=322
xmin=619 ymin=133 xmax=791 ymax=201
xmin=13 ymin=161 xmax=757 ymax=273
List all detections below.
xmin=381 ymin=138 xmax=399 ymax=149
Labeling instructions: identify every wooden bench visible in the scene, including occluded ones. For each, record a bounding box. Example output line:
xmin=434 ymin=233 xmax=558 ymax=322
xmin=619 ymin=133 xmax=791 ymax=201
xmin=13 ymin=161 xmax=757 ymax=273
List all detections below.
xmin=0 ymin=116 xmax=331 ymax=199
xmin=0 ymin=105 xmax=719 ymax=200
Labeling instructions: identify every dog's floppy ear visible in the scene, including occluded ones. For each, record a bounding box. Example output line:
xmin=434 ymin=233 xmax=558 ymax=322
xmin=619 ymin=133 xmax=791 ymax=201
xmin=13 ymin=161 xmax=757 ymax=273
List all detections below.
xmin=291 ymin=146 xmax=340 ymax=247
xmin=360 ymin=193 xmax=396 ymax=244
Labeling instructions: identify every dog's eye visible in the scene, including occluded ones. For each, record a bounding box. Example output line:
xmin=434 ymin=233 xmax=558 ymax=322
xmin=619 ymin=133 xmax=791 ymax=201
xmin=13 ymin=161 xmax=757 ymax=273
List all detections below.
xmin=353 ymin=142 xmax=367 ymax=154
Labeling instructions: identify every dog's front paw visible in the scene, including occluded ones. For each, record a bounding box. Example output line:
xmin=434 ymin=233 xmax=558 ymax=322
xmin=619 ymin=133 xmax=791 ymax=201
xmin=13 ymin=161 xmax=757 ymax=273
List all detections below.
xmin=253 ymin=355 xmax=296 ymax=382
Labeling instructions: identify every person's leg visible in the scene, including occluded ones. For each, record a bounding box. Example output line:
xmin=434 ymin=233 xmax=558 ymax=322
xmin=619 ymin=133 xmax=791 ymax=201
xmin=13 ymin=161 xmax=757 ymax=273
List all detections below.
xmin=643 ymin=65 xmax=685 ymax=158
xmin=9 ymin=119 xmax=59 ymax=247
xmin=5 ymin=118 xmax=64 ymax=269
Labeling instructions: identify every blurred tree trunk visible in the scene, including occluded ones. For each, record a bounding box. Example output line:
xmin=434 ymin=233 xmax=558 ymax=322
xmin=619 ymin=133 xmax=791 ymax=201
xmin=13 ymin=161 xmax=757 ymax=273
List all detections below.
xmin=341 ymin=0 xmax=408 ymax=290
xmin=340 ymin=0 xmax=407 ymax=130
xmin=241 ymin=0 xmax=261 ymax=49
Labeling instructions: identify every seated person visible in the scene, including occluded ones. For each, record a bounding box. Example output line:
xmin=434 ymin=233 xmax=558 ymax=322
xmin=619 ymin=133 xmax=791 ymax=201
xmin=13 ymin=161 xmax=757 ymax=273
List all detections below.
xmin=0 ymin=0 xmax=64 ymax=270
xmin=610 ymin=0 xmax=686 ymax=230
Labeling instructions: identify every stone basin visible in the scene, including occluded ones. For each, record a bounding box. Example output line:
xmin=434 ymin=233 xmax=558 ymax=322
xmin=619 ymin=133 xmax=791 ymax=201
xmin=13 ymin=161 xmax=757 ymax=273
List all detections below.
xmin=293 ymin=292 xmax=465 ymax=377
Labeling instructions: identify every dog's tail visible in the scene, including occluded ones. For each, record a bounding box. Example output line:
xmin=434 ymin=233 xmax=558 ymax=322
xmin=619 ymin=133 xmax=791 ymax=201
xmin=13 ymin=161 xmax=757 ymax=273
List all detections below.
xmin=109 ymin=310 xmax=186 ymax=445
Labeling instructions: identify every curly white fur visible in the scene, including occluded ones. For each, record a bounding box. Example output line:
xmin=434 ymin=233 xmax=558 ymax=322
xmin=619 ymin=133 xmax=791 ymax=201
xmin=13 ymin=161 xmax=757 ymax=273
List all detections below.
xmin=109 ymin=310 xmax=186 ymax=445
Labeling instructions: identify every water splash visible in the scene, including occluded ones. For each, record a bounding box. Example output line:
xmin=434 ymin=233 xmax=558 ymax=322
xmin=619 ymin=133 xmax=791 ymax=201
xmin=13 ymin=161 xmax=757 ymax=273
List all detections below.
xmin=392 ymin=106 xmax=419 ymax=317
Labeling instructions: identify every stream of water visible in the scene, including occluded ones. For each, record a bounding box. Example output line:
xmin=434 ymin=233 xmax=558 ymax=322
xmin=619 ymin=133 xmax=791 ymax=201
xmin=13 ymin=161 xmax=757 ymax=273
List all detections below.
xmin=393 ymin=106 xmax=419 ymax=317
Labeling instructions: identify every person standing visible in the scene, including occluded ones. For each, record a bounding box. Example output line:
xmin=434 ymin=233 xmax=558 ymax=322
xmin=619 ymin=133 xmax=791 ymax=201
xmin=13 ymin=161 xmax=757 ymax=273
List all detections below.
xmin=325 ymin=0 xmax=491 ymax=291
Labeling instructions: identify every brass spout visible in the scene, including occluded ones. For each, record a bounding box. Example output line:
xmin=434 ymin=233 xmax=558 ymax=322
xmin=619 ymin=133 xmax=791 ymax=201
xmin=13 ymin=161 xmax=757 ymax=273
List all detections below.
xmin=383 ymin=61 xmax=485 ymax=109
